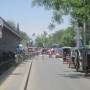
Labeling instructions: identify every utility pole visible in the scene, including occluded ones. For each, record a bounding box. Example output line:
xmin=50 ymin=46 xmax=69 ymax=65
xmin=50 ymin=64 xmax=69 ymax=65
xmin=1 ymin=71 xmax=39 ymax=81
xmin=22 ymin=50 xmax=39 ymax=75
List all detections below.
xmin=75 ymin=23 xmax=80 ymax=48
xmin=83 ymin=21 xmax=86 ymax=47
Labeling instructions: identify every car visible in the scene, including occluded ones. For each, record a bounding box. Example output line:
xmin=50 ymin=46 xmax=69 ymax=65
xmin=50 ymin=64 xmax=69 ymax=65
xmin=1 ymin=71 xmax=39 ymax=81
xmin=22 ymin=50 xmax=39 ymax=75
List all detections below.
xmin=55 ymin=48 xmax=63 ymax=58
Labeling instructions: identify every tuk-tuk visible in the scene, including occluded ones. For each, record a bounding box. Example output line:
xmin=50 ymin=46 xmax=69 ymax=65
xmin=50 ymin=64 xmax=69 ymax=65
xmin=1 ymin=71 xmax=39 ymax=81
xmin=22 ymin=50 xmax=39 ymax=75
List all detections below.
xmin=62 ymin=47 xmax=81 ymax=68
xmin=62 ymin=47 xmax=72 ymax=63
xmin=81 ymin=47 xmax=90 ymax=74
xmin=72 ymin=46 xmax=90 ymax=74
xmin=63 ymin=47 xmax=79 ymax=68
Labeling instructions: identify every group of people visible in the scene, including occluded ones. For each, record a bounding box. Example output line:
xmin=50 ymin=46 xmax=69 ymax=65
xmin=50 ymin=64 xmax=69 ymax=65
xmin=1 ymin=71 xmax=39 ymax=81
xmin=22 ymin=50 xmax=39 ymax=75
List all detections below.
xmin=48 ymin=48 xmax=54 ymax=57
xmin=15 ymin=44 xmax=25 ymax=63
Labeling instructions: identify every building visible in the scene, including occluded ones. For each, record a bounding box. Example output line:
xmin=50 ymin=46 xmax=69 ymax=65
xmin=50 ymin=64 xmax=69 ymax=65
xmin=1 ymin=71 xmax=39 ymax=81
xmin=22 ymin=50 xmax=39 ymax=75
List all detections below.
xmin=0 ymin=17 xmax=22 ymax=55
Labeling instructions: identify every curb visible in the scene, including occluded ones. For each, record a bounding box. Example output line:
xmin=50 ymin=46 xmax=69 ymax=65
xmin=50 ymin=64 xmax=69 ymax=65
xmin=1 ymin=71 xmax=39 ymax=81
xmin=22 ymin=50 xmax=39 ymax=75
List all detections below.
xmin=20 ymin=62 xmax=32 ymax=90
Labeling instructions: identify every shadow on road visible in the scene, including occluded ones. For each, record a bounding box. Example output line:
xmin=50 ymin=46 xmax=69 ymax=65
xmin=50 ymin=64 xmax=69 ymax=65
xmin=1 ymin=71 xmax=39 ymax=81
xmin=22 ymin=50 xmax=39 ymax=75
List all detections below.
xmin=0 ymin=65 xmax=17 ymax=85
xmin=0 ymin=60 xmax=27 ymax=85
xmin=56 ymin=73 xmax=90 ymax=79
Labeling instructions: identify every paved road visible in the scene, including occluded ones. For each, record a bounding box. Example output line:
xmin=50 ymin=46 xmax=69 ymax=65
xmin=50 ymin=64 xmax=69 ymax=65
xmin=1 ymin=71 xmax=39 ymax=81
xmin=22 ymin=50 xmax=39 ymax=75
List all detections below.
xmin=27 ymin=55 xmax=90 ymax=90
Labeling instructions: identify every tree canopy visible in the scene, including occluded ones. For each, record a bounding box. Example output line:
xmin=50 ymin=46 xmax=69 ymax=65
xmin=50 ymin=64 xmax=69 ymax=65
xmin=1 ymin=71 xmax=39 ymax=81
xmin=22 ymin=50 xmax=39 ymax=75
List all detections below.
xmin=19 ymin=31 xmax=31 ymax=46
xmin=33 ymin=0 xmax=90 ymax=47
xmin=32 ymin=0 xmax=90 ymax=24
xmin=35 ymin=27 xmax=76 ymax=47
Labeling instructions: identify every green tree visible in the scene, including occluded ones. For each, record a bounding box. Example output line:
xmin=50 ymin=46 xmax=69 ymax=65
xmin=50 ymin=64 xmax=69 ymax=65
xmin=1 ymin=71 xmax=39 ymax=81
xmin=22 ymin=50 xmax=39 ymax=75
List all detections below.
xmin=35 ymin=27 xmax=76 ymax=47
xmin=32 ymin=0 xmax=90 ymax=23
xmin=20 ymin=31 xmax=31 ymax=46
xmin=33 ymin=0 xmax=90 ymax=46
xmin=35 ymin=35 xmax=44 ymax=47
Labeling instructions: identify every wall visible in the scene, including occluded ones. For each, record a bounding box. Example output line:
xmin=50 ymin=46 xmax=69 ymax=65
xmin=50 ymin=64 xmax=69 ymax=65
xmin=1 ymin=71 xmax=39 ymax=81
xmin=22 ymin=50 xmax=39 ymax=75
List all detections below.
xmin=0 ymin=27 xmax=21 ymax=54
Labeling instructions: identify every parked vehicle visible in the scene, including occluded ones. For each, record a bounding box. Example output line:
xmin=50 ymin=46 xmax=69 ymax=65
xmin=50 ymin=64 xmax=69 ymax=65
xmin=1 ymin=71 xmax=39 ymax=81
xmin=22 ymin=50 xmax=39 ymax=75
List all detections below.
xmin=62 ymin=47 xmax=72 ymax=62
xmin=74 ymin=47 xmax=90 ymax=74
xmin=42 ymin=48 xmax=48 ymax=54
xmin=70 ymin=47 xmax=89 ymax=73
xmin=55 ymin=48 xmax=63 ymax=58
xmin=82 ymin=47 xmax=90 ymax=74
xmin=47 ymin=48 xmax=54 ymax=58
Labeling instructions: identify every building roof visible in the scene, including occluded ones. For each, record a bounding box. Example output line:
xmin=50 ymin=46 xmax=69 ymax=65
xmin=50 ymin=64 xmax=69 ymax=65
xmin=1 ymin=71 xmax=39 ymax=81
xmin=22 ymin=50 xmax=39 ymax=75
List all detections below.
xmin=0 ymin=17 xmax=22 ymax=39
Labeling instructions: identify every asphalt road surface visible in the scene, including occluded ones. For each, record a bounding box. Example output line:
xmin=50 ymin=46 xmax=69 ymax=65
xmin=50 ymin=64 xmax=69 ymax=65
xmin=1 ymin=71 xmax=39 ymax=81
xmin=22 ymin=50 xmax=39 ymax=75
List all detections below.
xmin=1 ymin=55 xmax=90 ymax=90
xmin=27 ymin=55 xmax=90 ymax=90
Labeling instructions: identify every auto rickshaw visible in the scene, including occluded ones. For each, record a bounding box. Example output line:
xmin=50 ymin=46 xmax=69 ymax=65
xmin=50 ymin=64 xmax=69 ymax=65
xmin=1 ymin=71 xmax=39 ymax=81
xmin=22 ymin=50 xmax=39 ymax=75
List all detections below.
xmin=62 ymin=47 xmax=72 ymax=63
xmin=81 ymin=47 xmax=90 ymax=74
xmin=73 ymin=47 xmax=90 ymax=74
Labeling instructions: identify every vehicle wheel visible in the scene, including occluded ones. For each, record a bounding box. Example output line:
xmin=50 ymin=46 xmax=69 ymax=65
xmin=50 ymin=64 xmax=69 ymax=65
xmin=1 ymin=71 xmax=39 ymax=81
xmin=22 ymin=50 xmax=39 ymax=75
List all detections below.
xmin=72 ymin=58 xmax=76 ymax=68
xmin=73 ymin=63 xmax=76 ymax=68
xmin=76 ymin=64 xmax=79 ymax=72
xmin=63 ymin=58 xmax=66 ymax=63
xmin=84 ymin=67 xmax=89 ymax=76
xmin=76 ymin=58 xmax=80 ymax=72
xmin=76 ymin=66 xmax=79 ymax=72
xmin=69 ymin=64 xmax=70 ymax=68
xmin=85 ymin=71 xmax=89 ymax=76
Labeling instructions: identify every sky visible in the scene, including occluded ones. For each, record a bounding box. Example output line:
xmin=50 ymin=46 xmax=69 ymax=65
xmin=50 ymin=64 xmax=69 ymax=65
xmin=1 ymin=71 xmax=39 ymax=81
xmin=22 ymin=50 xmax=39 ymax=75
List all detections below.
xmin=0 ymin=0 xmax=70 ymax=37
